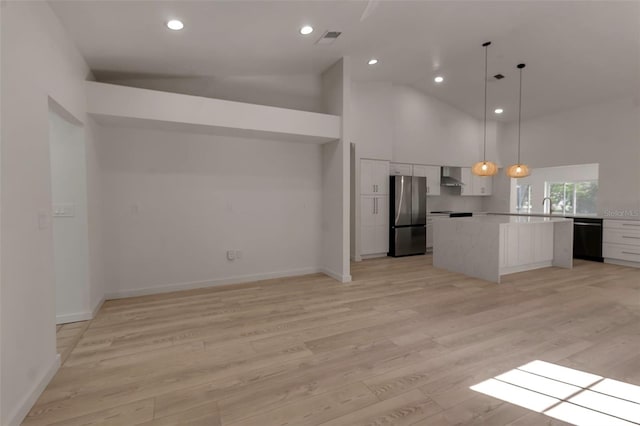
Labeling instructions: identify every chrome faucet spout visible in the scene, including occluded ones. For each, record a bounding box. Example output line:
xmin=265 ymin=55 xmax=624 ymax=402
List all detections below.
xmin=542 ymin=197 xmax=552 ymax=214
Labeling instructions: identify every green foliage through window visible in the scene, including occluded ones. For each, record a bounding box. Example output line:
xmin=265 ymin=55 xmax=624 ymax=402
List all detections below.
xmin=545 ymin=181 xmax=598 ymax=215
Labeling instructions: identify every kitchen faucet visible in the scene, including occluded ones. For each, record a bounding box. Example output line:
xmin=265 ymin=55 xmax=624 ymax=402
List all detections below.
xmin=542 ymin=197 xmax=552 ymax=214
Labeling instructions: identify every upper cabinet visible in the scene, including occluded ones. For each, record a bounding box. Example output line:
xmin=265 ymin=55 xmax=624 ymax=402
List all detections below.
xmin=460 ymin=167 xmax=492 ymax=196
xmin=413 ymin=165 xmax=441 ymax=196
xmin=389 ymin=163 xmax=441 ymax=195
xmin=389 ymin=162 xmax=413 ymax=176
xmin=460 ymin=167 xmax=473 ymax=196
xmin=361 ymin=159 xmax=389 ymax=195
xmin=472 ymin=173 xmax=493 ymax=196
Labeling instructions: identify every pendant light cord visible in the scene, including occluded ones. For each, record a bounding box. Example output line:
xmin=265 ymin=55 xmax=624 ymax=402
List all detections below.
xmin=517 ymin=64 xmax=525 ymax=165
xmin=482 ymin=42 xmax=490 ymax=162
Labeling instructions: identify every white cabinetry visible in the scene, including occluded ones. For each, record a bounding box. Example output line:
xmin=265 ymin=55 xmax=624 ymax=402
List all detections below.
xmin=360 ymin=159 xmax=390 ymax=256
xmin=413 ymin=165 xmax=441 ymax=196
xmin=472 ymin=174 xmax=493 ymax=196
xmin=360 ymin=195 xmax=389 ymax=255
xmin=460 ymin=167 xmax=472 ymax=196
xmin=603 ymin=220 xmax=640 ymax=266
xmin=460 ymin=167 xmax=492 ymax=196
xmin=499 ymin=222 xmax=554 ymax=273
xmin=361 ymin=159 xmax=389 ymax=195
xmin=389 ymin=162 xmax=413 ymax=176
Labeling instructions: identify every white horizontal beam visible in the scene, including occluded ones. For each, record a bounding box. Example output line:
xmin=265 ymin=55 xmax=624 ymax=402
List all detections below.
xmin=86 ymin=82 xmax=341 ymax=144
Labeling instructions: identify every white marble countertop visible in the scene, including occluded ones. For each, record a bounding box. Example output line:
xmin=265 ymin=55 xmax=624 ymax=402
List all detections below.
xmin=488 ymin=212 xmax=640 ymax=222
xmin=433 ymin=215 xmax=572 ymax=224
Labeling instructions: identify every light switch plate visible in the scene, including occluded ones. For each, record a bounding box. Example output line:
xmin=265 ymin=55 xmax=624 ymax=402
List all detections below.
xmin=53 ymin=203 xmax=76 ymax=217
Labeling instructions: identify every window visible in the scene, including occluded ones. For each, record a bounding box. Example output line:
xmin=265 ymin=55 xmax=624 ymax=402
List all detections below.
xmin=516 ymin=184 xmax=532 ymax=213
xmin=545 ymin=181 xmax=598 ymax=215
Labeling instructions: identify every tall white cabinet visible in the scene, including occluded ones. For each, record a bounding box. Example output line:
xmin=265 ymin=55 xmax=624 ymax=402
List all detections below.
xmin=360 ymin=159 xmax=389 ymax=256
xmin=360 ymin=159 xmax=389 ymax=195
xmin=360 ymin=195 xmax=389 ymax=255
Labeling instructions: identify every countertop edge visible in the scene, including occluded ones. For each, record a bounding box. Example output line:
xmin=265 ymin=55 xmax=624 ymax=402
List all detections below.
xmin=487 ymin=212 xmax=640 ymax=222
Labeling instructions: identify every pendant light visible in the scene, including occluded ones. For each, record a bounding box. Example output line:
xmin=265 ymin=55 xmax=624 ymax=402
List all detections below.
xmin=472 ymin=41 xmax=498 ymax=177
xmin=506 ymin=63 xmax=531 ymax=178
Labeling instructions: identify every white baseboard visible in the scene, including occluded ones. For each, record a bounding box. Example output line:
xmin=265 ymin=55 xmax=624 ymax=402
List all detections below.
xmin=91 ymin=296 xmax=105 ymax=318
xmin=55 ymin=296 xmax=105 ymax=324
xmin=605 ymin=258 xmax=640 ymax=268
xmin=56 ymin=311 xmax=92 ymax=325
xmin=500 ymin=260 xmax=553 ymax=276
xmin=360 ymin=253 xmax=387 ymax=260
xmin=7 ymin=354 xmax=61 ymax=426
xmin=105 ymin=267 xmax=323 ymax=299
xmin=321 ymin=268 xmax=352 ymax=283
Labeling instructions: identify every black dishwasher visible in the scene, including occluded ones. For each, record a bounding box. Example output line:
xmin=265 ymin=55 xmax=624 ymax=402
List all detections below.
xmin=570 ymin=217 xmax=603 ymax=262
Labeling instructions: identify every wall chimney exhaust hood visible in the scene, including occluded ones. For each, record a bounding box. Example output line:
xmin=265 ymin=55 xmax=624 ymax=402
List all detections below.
xmin=440 ymin=166 xmax=465 ymax=187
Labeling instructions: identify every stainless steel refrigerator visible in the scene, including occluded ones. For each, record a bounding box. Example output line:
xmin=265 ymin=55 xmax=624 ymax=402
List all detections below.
xmin=389 ymin=175 xmax=427 ymax=257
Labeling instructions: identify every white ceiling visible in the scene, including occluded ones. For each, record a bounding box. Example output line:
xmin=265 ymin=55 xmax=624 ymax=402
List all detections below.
xmin=50 ymin=0 xmax=640 ymax=121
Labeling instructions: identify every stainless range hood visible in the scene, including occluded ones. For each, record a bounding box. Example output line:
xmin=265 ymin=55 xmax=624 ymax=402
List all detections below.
xmin=440 ymin=166 xmax=465 ymax=187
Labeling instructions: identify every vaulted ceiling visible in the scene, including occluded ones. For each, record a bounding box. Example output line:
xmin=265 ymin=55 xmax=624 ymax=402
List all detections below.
xmin=50 ymin=0 xmax=640 ymax=121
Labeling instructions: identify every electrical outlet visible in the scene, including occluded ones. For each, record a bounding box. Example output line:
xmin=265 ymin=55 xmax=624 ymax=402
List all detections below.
xmin=235 ymin=249 xmax=242 ymax=259
xmin=226 ymin=250 xmax=235 ymax=261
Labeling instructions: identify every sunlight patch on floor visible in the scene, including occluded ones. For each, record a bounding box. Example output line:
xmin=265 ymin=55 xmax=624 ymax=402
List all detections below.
xmin=470 ymin=360 xmax=640 ymax=426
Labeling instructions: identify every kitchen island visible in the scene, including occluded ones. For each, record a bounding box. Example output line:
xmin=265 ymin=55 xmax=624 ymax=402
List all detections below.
xmin=433 ymin=215 xmax=573 ymax=283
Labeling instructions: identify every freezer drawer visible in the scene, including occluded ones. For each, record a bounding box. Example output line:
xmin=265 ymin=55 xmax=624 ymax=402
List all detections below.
xmin=389 ymin=226 xmax=426 ymax=257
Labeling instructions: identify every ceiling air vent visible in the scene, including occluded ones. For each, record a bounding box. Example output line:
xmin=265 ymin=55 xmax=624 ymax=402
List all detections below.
xmin=316 ymin=31 xmax=342 ymax=45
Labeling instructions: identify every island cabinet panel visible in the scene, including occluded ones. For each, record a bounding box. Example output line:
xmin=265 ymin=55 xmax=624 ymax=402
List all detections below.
xmin=435 ymin=215 xmax=571 ymax=283
xmin=500 ymin=222 xmax=553 ymax=271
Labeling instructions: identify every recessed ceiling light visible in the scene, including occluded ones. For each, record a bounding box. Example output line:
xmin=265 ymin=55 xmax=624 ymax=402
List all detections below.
xmin=300 ymin=25 xmax=313 ymax=35
xmin=434 ymin=76 xmax=444 ymax=83
xmin=368 ymin=58 xmax=378 ymax=65
xmin=167 ymin=19 xmax=184 ymax=31
xmin=494 ymin=108 xmax=504 ymax=114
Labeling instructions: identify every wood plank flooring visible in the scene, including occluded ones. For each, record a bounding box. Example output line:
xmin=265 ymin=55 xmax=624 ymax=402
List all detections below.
xmin=24 ymin=256 xmax=640 ymax=425
xmin=55 ymin=321 xmax=90 ymax=365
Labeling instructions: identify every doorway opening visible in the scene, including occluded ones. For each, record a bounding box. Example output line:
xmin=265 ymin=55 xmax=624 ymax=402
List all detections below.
xmin=48 ymin=99 xmax=90 ymax=328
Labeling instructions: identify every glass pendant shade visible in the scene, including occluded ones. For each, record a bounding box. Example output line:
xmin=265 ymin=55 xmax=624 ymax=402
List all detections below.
xmin=472 ymin=161 xmax=498 ymax=176
xmin=506 ymin=164 xmax=530 ymax=178
xmin=472 ymin=41 xmax=498 ymax=177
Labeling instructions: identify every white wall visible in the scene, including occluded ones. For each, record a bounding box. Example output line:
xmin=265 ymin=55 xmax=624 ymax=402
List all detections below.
xmin=351 ymin=81 xmax=394 ymax=161
xmin=392 ymin=84 xmax=499 ymax=168
xmin=496 ymin=96 xmax=640 ymax=216
xmin=0 ymin=2 xmax=103 ymax=424
xmin=49 ymin=104 xmax=91 ymax=323
xmin=320 ymin=58 xmax=351 ymax=281
xmin=97 ymin=73 xmax=324 ymax=113
xmin=98 ymin=125 xmax=323 ymax=297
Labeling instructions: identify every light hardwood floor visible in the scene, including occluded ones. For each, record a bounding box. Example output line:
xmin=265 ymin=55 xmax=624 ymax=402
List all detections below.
xmin=24 ymin=256 xmax=640 ymax=425
xmin=56 ymin=321 xmax=90 ymax=366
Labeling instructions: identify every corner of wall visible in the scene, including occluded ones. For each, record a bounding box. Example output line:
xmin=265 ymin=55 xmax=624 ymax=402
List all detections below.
xmin=6 ymin=354 xmax=60 ymax=426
